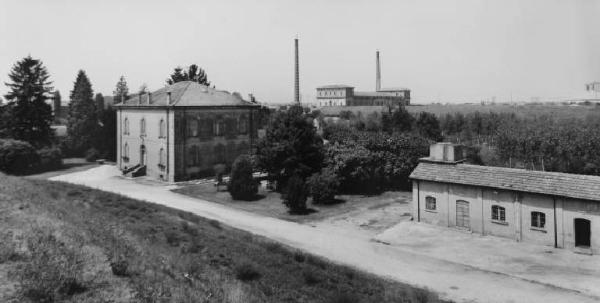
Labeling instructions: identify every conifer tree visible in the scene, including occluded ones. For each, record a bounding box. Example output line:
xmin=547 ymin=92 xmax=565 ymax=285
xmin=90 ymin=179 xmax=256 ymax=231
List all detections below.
xmin=66 ymin=70 xmax=99 ymax=155
xmin=95 ymin=93 xmax=104 ymax=117
xmin=166 ymin=64 xmax=210 ymax=86
xmin=2 ymin=55 xmax=54 ymax=146
xmin=52 ymin=91 xmax=62 ymax=122
xmin=113 ymin=75 xmax=129 ymax=103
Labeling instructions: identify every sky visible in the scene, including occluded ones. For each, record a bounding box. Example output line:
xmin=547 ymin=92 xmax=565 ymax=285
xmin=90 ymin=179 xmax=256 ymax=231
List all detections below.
xmin=1 ymin=0 xmax=599 ymax=104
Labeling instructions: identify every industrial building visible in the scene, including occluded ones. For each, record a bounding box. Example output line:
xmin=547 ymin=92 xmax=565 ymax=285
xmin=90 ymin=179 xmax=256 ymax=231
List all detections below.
xmin=317 ymin=51 xmax=410 ymax=107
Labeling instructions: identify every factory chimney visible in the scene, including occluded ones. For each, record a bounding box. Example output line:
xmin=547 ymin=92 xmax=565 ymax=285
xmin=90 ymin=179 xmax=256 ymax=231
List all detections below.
xmin=294 ymin=37 xmax=300 ymax=104
xmin=376 ymin=50 xmax=381 ymax=91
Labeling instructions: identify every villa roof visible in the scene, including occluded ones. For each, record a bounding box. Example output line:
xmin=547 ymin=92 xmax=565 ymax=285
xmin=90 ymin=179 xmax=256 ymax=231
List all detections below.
xmin=116 ymin=81 xmax=258 ymax=107
xmin=410 ymin=162 xmax=600 ymax=202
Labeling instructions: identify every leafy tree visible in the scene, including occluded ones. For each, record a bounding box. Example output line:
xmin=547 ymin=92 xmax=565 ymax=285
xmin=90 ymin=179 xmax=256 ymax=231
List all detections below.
xmin=383 ymin=105 xmax=414 ymax=133
xmin=256 ymin=105 xmax=324 ymax=189
xmin=415 ymin=112 xmax=442 ymax=141
xmin=2 ymin=55 xmax=54 ymax=147
xmin=66 ymin=70 xmax=99 ymax=155
xmin=113 ymin=76 xmax=129 ymax=103
xmin=166 ymin=64 xmax=210 ymax=86
xmin=52 ymin=91 xmax=62 ymax=122
xmin=307 ymin=167 xmax=339 ymax=204
xmin=228 ymin=155 xmax=259 ymax=200
xmin=0 ymin=139 xmax=39 ymax=174
xmin=138 ymin=83 xmax=148 ymax=94
xmin=282 ymin=174 xmax=308 ymax=214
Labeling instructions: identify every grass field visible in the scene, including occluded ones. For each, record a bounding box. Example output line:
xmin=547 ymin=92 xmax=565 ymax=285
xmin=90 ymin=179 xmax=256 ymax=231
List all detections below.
xmin=173 ymin=183 xmax=408 ymax=223
xmin=0 ymin=173 xmax=447 ymax=303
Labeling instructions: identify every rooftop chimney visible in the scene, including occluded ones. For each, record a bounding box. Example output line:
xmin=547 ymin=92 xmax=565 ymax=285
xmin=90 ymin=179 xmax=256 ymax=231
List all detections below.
xmin=294 ymin=37 xmax=300 ymax=104
xmin=423 ymin=143 xmax=465 ymax=164
xmin=138 ymin=93 xmax=142 ymax=105
xmin=166 ymin=91 xmax=172 ymax=105
xmin=146 ymin=92 xmax=152 ymax=105
xmin=376 ymin=50 xmax=381 ymax=91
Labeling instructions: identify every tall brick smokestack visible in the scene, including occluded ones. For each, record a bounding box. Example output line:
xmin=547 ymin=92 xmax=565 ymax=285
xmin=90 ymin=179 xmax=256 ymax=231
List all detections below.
xmin=294 ymin=38 xmax=300 ymax=104
xmin=376 ymin=50 xmax=381 ymax=91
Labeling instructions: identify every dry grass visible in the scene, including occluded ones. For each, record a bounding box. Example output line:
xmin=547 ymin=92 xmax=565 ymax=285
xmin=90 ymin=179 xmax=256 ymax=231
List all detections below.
xmin=0 ymin=173 xmax=449 ymax=303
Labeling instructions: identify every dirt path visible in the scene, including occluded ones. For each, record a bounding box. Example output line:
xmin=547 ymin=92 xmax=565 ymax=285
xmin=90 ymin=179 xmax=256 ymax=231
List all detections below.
xmin=50 ymin=166 xmax=600 ymax=303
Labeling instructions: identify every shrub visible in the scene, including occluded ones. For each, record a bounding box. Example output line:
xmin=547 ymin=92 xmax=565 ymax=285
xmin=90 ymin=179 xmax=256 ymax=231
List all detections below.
xmin=0 ymin=139 xmax=39 ymax=174
xmin=282 ymin=174 xmax=308 ymax=214
xmin=110 ymin=257 xmax=129 ymax=277
xmin=328 ymin=292 xmax=360 ymax=303
xmin=37 ymin=146 xmax=63 ymax=171
xmin=228 ymin=155 xmax=258 ymax=200
xmin=307 ymin=168 xmax=339 ymax=204
xmin=235 ymin=263 xmax=261 ymax=281
xmin=293 ymin=251 xmax=306 ymax=263
xmin=85 ymin=147 xmax=100 ymax=162
xmin=302 ymin=269 xmax=321 ymax=285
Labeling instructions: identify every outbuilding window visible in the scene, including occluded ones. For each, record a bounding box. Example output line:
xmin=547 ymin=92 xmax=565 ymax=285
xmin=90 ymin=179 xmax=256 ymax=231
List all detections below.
xmin=531 ymin=211 xmax=546 ymax=228
xmin=425 ymin=196 xmax=436 ymax=210
xmin=491 ymin=205 xmax=506 ymax=222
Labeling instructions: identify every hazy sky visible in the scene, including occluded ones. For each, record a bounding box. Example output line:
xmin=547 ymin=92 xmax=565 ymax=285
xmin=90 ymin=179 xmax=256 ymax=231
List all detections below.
xmin=1 ymin=0 xmax=599 ymax=104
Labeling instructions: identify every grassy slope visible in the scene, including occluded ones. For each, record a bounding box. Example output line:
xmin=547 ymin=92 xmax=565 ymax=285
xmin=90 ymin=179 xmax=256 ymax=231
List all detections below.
xmin=0 ymin=173 xmax=448 ymax=303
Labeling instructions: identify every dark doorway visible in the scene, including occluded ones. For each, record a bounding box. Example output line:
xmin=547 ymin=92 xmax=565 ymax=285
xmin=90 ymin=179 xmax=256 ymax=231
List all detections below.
xmin=574 ymin=218 xmax=591 ymax=247
xmin=140 ymin=145 xmax=146 ymax=166
xmin=456 ymin=200 xmax=470 ymax=229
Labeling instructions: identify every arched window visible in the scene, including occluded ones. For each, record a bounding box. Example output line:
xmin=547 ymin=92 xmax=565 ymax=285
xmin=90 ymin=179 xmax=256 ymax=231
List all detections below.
xmin=159 ymin=119 xmax=166 ymax=138
xmin=531 ymin=211 xmax=545 ymax=228
xmin=200 ymin=118 xmax=213 ymax=138
xmin=159 ymin=147 xmax=165 ymax=168
xmin=187 ymin=118 xmax=198 ymax=137
xmin=123 ymin=118 xmax=129 ymax=135
xmin=215 ymin=119 xmax=227 ymax=136
xmin=123 ymin=143 xmax=129 ymax=161
xmin=491 ymin=205 xmax=506 ymax=222
xmin=140 ymin=118 xmax=146 ymax=136
xmin=238 ymin=116 xmax=248 ymax=135
xmin=425 ymin=196 xmax=436 ymax=210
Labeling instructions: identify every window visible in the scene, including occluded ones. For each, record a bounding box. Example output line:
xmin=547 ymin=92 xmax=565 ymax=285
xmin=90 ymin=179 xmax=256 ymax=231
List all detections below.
xmin=187 ymin=118 xmax=198 ymax=137
xmin=238 ymin=116 xmax=248 ymax=134
xmin=159 ymin=119 xmax=166 ymax=138
xmin=199 ymin=118 xmax=213 ymax=139
xmin=425 ymin=196 xmax=436 ymax=210
xmin=491 ymin=205 xmax=506 ymax=222
xmin=122 ymin=143 xmax=129 ymax=161
xmin=531 ymin=211 xmax=546 ymax=228
xmin=215 ymin=119 xmax=227 ymax=136
xmin=123 ymin=118 xmax=129 ymax=135
xmin=158 ymin=148 xmax=166 ymax=170
xmin=140 ymin=118 xmax=146 ymax=136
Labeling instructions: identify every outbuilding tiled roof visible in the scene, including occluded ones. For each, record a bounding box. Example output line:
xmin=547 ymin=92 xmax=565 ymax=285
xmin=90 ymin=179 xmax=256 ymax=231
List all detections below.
xmin=410 ymin=162 xmax=600 ymax=202
xmin=116 ymin=81 xmax=258 ymax=107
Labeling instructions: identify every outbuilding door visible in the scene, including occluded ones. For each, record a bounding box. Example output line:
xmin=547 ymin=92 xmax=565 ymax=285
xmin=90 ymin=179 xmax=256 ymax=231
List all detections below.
xmin=575 ymin=218 xmax=591 ymax=247
xmin=456 ymin=200 xmax=470 ymax=229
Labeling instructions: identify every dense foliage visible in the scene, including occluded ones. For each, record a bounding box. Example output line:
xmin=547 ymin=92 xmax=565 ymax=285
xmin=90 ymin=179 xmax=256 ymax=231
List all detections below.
xmin=37 ymin=146 xmax=63 ymax=172
xmin=256 ymin=105 xmax=324 ymax=189
xmin=166 ymin=64 xmax=210 ymax=86
xmin=0 ymin=139 xmax=39 ymax=174
xmin=307 ymin=167 xmax=339 ymax=204
xmin=2 ymin=56 xmax=54 ymax=147
xmin=113 ymin=75 xmax=129 ymax=103
xmin=228 ymin=155 xmax=259 ymax=200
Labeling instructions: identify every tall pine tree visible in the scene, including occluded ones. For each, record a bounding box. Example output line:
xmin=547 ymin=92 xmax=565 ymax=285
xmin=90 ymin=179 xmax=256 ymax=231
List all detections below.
xmin=113 ymin=75 xmax=129 ymax=104
xmin=52 ymin=90 xmax=62 ymax=123
xmin=3 ymin=55 xmax=54 ymax=146
xmin=66 ymin=70 xmax=99 ymax=155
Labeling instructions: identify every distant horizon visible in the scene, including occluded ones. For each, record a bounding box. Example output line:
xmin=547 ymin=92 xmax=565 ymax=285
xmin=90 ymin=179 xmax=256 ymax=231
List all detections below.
xmin=1 ymin=0 xmax=599 ymax=105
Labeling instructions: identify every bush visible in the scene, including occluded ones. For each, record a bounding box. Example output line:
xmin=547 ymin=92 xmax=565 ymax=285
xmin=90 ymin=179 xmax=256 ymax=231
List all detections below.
xmin=307 ymin=168 xmax=339 ymax=204
xmin=110 ymin=257 xmax=129 ymax=277
xmin=228 ymin=155 xmax=258 ymax=200
xmin=235 ymin=263 xmax=261 ymax=281
xmin=85 ymin=147 xmax=100 ymax=162
xmin=37 ymin=146 xmax=63 ymax=171
xmin=302 ymin=269 xmax=321 ymax=285
xmin=282 ymin=175 xmax=308 ymax=214
xmin=0 ymin=139 xmax=39 ymax=174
